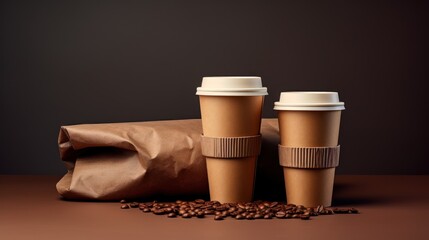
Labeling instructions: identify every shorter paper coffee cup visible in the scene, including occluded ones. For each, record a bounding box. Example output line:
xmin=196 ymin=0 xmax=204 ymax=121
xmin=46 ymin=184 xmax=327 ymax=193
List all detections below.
xmin=274 ymin=91 xmax=345 ymax=207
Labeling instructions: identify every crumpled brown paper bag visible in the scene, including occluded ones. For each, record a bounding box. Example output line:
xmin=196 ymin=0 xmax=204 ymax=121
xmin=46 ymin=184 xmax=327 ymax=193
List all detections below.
xmin=57 ymin=119 xmax=284 ymax=201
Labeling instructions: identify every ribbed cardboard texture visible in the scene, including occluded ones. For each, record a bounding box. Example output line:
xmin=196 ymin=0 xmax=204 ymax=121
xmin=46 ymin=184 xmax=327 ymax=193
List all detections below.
xmin=201 ymin=135 xmax=261 ymax=158
xmin=278 ymin=145 xmax=340 ymax=168
xmin=200 ymin=95 xmax=264 ymax=203
xmin=278 ymin=110 xmax=341 ymax=207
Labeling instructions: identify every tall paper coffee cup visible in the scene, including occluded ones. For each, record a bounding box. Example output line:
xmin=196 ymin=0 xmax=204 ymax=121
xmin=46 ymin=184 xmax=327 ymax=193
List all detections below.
xmin=197 ymin=77 xmax=267 ymax=203
xmin=274 ymin=92 xmax=345 ymax=207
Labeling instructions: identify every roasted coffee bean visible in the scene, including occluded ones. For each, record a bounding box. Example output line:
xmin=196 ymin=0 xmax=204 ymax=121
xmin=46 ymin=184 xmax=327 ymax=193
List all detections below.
xmin=284 ymin=205 xmax=294 ymax=211
xmin=350 ymin=208 xmax=359 ymax=214
xmin=193 ymin=204 xmax=203 ymax=208
xmin=215 ymin=206 xmax=226 ymax=211
xmin=129 ymin=202 xmax=139 ymax=208
xmin=296 ymin=209 xmax=304 ymax=214
xmin=228 ymin=207 xmax=237 ymax=213
xmin=333 ymin=208 xmax=349 ymax=214
xmin=214 ymin=215 xmax=224 ymax=221
xmin=145 ymin=202 xmax=153 ymax=208
xmin=120 ymin=199 xmax=127 ymax=203
xmin=204 ymin=210 xmax=215 ymax=215
xmin=153 ymin=209 xmax=165 ymax=215
xmin=237 ymin=208 xmax=246 ymax=214
xmin=229 ymin=211 xmax=238 ymax=217
xmin=275 ymin=211 xmax=286 ymax=218
xmin=121 ymin=200 xmax=359 ymax=221
xmin=164 ymin=208 xmax=173 ymax=213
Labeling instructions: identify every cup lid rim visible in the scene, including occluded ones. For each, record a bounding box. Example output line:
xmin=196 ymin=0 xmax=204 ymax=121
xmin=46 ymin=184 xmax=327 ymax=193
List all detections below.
xmin=196 ymin=76 xmax=268 ymax=96
xmin=196 ymin=87 xmax=268 ymax=96
xmin=274 ymin=91 xmax=345 ymax=110
xmin=274 ymin=102 xmax=345 ymax=107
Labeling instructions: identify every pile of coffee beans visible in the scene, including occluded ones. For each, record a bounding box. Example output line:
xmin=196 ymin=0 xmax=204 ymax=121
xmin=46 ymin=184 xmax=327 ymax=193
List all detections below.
xmin=119 ymin=199 xmax=359 ymax=221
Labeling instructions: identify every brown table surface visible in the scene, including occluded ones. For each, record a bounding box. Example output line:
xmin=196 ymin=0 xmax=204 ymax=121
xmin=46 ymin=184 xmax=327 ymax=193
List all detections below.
xmin=0 ymin=175 xmax=428 ymax=240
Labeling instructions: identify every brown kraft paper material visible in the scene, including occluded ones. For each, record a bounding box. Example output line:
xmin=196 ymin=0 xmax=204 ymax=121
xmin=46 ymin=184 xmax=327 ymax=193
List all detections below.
xmin=278 ymin=110 xmax=341 ymax=207
xmin=199 ymin=96 xmax=263 ymax=203
xmin=56 ymin=119 xmax=282 ymax=201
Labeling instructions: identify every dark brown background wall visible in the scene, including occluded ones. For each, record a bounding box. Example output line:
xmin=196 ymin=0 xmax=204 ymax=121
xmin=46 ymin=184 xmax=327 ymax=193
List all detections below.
xmin=1 ymin=0 xmax=428 ymax=174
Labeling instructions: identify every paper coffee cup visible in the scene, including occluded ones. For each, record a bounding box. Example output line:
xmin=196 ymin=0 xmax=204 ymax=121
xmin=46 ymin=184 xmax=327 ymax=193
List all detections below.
xmin=274 ymin=92 xmax=344 ymax=207
xmin=197 ymin=77 xmax=267 ymax=203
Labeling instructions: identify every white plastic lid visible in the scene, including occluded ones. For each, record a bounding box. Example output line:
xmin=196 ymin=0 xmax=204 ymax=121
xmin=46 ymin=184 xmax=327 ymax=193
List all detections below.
xmin=274 ymin=92 xmax=345 ymax=111
xmin=196 ymin=76 xmax=268 ymax=96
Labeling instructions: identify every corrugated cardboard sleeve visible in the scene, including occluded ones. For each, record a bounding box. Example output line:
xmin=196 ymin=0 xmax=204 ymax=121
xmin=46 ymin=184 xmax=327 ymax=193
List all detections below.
xmin=201 ymin=135 xmax=261 ymax=158
xmin=278 ymin=145 xmax=340 ymax=168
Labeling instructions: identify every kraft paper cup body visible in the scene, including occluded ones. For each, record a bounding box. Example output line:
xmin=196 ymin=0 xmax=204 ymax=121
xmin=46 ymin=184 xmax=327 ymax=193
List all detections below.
xmin=197 ymin=77 xmax=266 ymax=203
xmin=275 ymin=92 xmax=344 ymax=207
